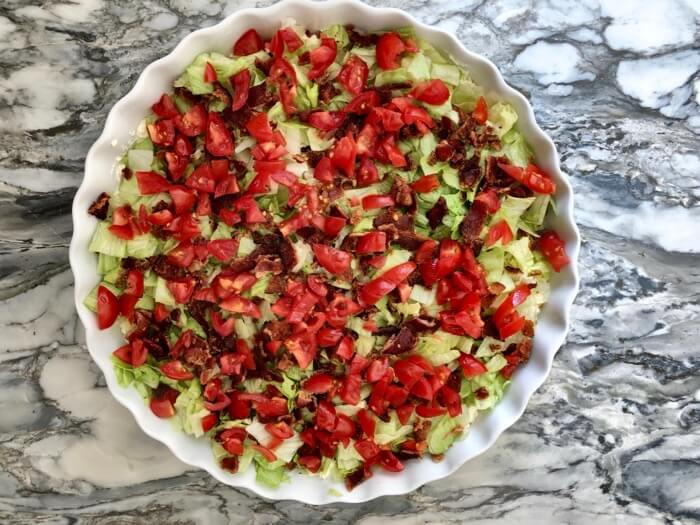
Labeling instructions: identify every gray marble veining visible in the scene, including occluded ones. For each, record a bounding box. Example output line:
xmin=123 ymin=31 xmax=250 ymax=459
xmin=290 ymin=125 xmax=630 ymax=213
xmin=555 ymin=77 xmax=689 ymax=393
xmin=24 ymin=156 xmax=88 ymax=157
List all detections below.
xmin=1 ymin=0 xmax=699 ymax=523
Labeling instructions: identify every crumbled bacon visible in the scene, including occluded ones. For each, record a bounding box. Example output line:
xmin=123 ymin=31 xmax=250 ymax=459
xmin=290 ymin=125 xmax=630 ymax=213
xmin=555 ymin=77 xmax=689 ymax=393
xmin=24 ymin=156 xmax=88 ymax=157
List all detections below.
xmin=87 ymin=192 xmax=110 ymax=220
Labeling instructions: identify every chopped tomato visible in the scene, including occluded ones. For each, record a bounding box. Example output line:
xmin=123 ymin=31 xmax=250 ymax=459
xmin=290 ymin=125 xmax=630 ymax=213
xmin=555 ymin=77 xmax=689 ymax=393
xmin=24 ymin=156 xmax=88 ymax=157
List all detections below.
xmin=336 ymin=335 xmax=355 ymax=361
xmin=230 ymin=69 xmax=251 ymax=111
xmin=361 ymin=194 xmax=395 ymax=210
xmin=356 ymin=123 xmax=378 ymax=156
xmin=358 ymin=262 xmax=416 ymax=306
xmin=128 ymin=340 xmax=147 ymax=366
xmin=356 ymin=232 xmax=386 ymax=254
xmin=344 ymin=90 xmax=380 ymax=114
xmin=186 ymin=163 xmax=216 ymax=193
xmin=124 ymin=269 xmax=144 ymax=297
xmin=251 ymin=444 xmax=277 ymax=462
xmin=357 ymin=156 xmax=380 ymax=187
xmin=206 ymin=112 xmax=234 ymax=157
xmin=136 ymin=170 xmax=171 ymax=194
xmin=279 ymin=27 xmax=303 ymax=52
xmin=472 ymin=96 xmax=488 ymax=124
xmin=169 ymin=186 xmax=196 ymax=215
xmin=474 ymin=189 xmax=501 ymax=213
xmin=376 ymin=135 xmax=407 ymax=167
xmin=303 ymin=372 xmax=335 ymax=393
xmin=411 ymin=79 xmax=450 ymax=105
xmin=208 ymin=239 xmax=239 ymax=261
xmin=147 ymin=118 xmax=175 ymax=146
xmin=265 ymin=421 xmax=294 ymax=440
xmin=219 ymin=296 xmax=261 ymax=318
xmin=337 ymin=55 xmax=369 ymax=95
xmin=203 ymin=61 xmax=217 ymax=83
xmin=174 ymin=103 xmax=207 ymax=137
xmin=286 ymin=332 xmax=317 ymax=369
xmin=486 ymin=220 xmax=513 ymax=247
xmin=245 ymin=112 xmax=276 ymax=143
xmin=160 ymin=360 xmax=194 ymax=380
xmin=376 ymin=32 xmax=405 ymax=70
xmin=152 ymin=94 xmax=179 ymax=118
xmin=96 ymin=285 xmax=119 ymax=329
xmin=165 ymin=152 xmax=189 ymax=180
xmin=150 ymin=397 xmax=175 ymax=418
xmin=308 ymin=110 xmax=345 ymax=131
xmin=411 ymin=174 xmax=440 ymax=193
xmin=538 ymin=230 xmax=570 ymax=271
xmin=108 ymin=223 xmax=134 ymax=240
xmin=436 ymin=239 xmax=462 ymax=279
xmin=312 ymin=244 xmax=351 ymax=275
xmin=497 ymin=162 xmax=557 ymax=194
xmin=458 ymin=353 xmax=488 ymax=377
xmin=112 ymin=344 xmax=132 ymax=365
xmin=326 ymin=295 xmax=362 ymax=328
xmin=368 ymin=107 xmax=404 ymax=132
xmin=233 ymin=28 xmax=264 ymax=55
xmin=308 ymin=37 xmax=337 ymax=80
xmin=313 ymin=156 xmax=335 ymax=184
xmin=323 ymin=215 xmax=346 ymax=237
xmin=210 ymin=310 xmax=235 ymax=337
xmin=167 ymin=277 xmax=195 ymax=304
xmin=330 ymin=134 xmax=357 ymax=177
xmin=167 ymin=241 xmax=195 ymax=268
xmin=378 ymin=450 xmax=404 ymax=472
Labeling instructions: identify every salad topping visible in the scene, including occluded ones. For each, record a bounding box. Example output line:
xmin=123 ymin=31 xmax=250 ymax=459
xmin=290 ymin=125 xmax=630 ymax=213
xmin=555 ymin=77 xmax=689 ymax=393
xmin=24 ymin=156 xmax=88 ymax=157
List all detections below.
xmin=85 ymin=21 xmax=569 ymax=490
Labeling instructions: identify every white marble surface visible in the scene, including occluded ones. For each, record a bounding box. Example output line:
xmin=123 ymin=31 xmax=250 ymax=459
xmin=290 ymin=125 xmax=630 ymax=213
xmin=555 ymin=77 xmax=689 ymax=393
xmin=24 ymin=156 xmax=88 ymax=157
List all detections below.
xmin=1 ymin=0 xmax=699 ymax=523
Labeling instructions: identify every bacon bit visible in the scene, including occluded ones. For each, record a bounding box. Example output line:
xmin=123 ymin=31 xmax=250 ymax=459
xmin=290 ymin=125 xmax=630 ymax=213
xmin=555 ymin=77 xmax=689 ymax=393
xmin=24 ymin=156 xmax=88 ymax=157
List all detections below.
xmin=88 ymin=192 xmax=110 ymax=220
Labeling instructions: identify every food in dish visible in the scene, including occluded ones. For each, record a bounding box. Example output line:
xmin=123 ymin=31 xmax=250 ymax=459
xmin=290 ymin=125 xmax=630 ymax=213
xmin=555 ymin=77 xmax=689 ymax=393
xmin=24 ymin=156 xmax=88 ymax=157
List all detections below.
xmin=84 ymin=21 xmax=569 ymax=490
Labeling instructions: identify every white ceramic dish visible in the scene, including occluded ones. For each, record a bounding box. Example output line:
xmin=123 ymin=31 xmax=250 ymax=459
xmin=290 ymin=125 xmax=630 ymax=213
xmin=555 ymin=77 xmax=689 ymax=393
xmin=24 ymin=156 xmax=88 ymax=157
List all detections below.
xmin=70 ymin=0 xmax=580 ymax=504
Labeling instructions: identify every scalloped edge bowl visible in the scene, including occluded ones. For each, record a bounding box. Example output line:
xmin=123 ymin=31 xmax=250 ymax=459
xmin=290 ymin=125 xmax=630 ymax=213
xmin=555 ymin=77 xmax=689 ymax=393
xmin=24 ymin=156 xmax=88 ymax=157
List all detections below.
xmin=70 ymin=0 xmax=580 ymax=505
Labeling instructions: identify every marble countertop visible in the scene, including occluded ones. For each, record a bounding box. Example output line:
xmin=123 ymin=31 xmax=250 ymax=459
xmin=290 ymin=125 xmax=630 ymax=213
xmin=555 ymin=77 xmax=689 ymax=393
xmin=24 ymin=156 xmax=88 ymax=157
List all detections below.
xmin=1 ymin=0 xmax=699 ymax=523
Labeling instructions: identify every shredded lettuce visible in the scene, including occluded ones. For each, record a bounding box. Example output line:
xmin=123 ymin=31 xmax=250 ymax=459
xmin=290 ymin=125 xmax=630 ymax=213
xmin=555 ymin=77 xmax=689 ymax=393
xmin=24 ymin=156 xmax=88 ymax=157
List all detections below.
xmin=374 ymin=411 xmax=413 ymax=446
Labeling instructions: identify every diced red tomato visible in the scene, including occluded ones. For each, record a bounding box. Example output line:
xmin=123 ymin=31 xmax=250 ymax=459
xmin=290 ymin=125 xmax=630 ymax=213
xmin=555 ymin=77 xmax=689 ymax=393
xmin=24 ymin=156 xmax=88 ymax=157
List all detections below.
xmin=335 ymin=335 xmax=355 ymax=361
xmin=308 ymin=37 xmax=337 ymax=80
xmin=112 ymin=344 xmax=132 ymax=365
xmin=411 ymin=79 xmax=450 ymax=105
xmin=152 ymin=93 xmax=179 ymax=119
xmin=376 ymin=134 xmax=407 ymax=167
xmin=230 ymin=68 xmax=251 ymax=112
xmin=316 ymin=327 xmax=343 ymax=347
xmin=357 ymin=262 xmax=416 ymax=306
xmin=411 ymin=174 xmax=440 ymax=193
xmin=174 ymin=103 xmax=207 ymax=137
xmin=330 ymin=134 xmax=357 ymax=177
xmin=415 ymin=404 xmax=447 ymax=418
xmin=308 ymin=110 xmax=345 ymax=131
xmin=245 ymin=112 xmax=276 ymax=143
xmin=168 ymin=186 xmax=195 ymax=215
xmin=458 ymin=353 xmax=488 ymax=377
xmin=323 ymin=215 xmax=346 ymax=237
xmin=472 ymin=96 xmax=488 ymax=124
xmin=233 ymin=28 xmax=264 ymax=55
xmin=160 ymin=360 xmax=194 ymax=380
xmin=376 ymin=32 xmax=405 ymax=70
xmin=361 ymin=194 xmax=395 ymax=210
xmin=136 ymin=171 xmax=171 ymax=194
xmin=316 ymin=400 xmax=338 ymax=432
xmin=356 ymin=123 xmax=378 ymax=156
xmin=378 ymin=450 xmax=404 ymax=472
xmin=356 ymin=156 xmax=379 ymax=187
xmin=338 ymin=55 xmax=369 ymax=95
xmin=312 ymin=244 xmax=351 ymax=275
xmin=150 ymin=397 xmax=175 ymax=418
xmin=167 ymin=277 xmax=195 ymax=304
xmin=497 ymin=162 xmax=557 ymax=195
xmin=96 ymin=285 xmax=119 ymax=329
xmin=124 ymin=270 xmax=144 ymax=298
xmin=206 ymin=112 xmax=234 ymax=157
xmin=147 ymin=118 xmax=175 ymax=146
xmin=219 ymin=296 xmax=261 ymax=318
xmin=303 ymin=372 xmax=335 ymax=394
xmin=203 ymin=61 xmax=217 ymax=83
xmin=356 ymin=232 xmax=386 ymax=254
xmin=207 ymin=239 xmax=239 ymax=261
xmin=486 ymin=220 xmax=513 ymax=247
xmin=538 ymin=230 xmax=570 ymax=271
xmin=344 ymin=90 xmax=380 ymax=114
